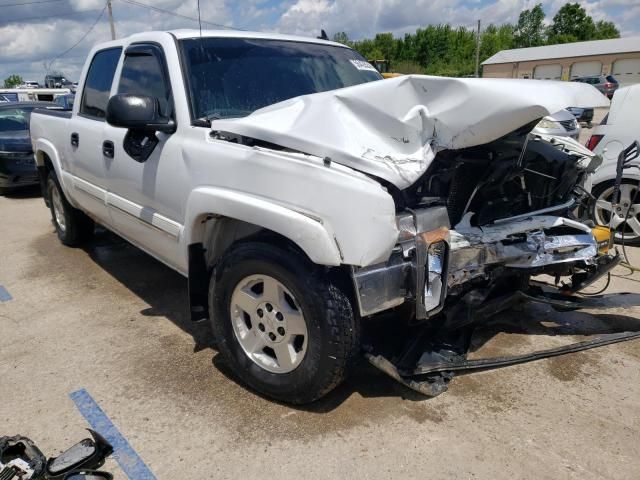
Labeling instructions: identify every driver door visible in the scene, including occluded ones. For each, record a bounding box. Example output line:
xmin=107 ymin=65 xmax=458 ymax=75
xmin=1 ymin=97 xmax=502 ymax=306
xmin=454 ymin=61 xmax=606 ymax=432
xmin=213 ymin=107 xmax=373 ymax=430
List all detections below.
xmin=102 ymin=43 xmax=185 ymax=271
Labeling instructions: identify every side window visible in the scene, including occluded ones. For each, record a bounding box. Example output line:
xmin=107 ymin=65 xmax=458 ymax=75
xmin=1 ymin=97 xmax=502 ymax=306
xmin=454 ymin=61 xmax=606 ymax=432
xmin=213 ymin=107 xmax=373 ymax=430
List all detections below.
xmin=80 ymin=48 xmax=122 ymax=119
xmin=118 ymin=46 xmax=172 ymax=117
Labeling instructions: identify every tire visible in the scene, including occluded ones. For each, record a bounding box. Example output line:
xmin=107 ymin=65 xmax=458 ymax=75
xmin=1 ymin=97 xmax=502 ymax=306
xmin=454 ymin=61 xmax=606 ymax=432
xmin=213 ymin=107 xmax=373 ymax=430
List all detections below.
xmin=591 ymin=179 xmax=640 ymax=246
xmin=47 ymin=170 xmax=94 ymax=246
xmin=209 ymin=241 xmax=359 ymax=404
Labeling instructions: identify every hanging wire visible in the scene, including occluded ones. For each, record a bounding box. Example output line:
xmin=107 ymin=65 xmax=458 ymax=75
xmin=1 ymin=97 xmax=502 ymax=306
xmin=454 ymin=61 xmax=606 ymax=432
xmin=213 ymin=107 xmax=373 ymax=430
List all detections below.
xmin=45 ymin=2 xmax=108 ymax=71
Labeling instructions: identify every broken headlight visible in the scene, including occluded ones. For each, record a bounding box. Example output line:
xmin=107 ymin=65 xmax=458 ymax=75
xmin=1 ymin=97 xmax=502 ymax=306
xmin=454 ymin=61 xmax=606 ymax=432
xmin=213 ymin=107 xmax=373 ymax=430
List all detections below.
xmin=424 ymin=240 xmax=447 ymax=313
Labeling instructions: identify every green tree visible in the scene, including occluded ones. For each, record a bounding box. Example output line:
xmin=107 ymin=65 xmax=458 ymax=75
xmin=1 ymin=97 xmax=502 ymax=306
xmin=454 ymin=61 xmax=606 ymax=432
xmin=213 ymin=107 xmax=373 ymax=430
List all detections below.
xmin=332 ymin=32 xmax=351 ymax=46
xmin=548 ymin=3 xmax=595 ymax=43
xmin=3 ymin=75 xmax=23 ymax=88
xmin=481 ymin=24 xmax=514 ymax=60
xmin=593 ymin=20 xmax=620 ymax=40
xmin=348 ymin=6 xmax=621 ymax=79
xmin=372 ymin=33 xmax=395 ymax=60
xmin=513 ymin=3 xmax=546 ymax=48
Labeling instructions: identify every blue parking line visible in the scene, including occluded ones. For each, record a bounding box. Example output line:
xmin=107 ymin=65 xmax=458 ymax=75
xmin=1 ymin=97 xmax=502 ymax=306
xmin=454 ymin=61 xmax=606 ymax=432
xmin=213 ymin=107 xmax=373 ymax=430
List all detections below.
xmin=69 ymin=388 xmax=157 ymax=480
xmin=0 ymin=285 xmax=12 ymax=302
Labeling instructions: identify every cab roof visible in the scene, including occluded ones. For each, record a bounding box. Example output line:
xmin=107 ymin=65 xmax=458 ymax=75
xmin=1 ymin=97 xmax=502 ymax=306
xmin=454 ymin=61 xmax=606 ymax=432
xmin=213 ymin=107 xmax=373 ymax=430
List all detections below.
xmin=118 ymin=29 xmax=348 ymax=49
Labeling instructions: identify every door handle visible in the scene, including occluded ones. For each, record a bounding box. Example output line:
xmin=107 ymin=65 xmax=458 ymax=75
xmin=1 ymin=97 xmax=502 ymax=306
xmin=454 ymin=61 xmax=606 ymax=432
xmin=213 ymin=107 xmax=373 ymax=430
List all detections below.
xmin=70 ymin=132 xmax=79 ymax=147
xmin=102 ymin=140 xmax=114 ymax=159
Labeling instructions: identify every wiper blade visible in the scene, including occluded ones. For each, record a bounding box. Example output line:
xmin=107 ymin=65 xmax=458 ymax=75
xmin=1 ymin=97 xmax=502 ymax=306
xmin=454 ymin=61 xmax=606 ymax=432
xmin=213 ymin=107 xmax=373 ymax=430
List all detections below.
xmin=193 ymin=112 xmax=222 ymax=127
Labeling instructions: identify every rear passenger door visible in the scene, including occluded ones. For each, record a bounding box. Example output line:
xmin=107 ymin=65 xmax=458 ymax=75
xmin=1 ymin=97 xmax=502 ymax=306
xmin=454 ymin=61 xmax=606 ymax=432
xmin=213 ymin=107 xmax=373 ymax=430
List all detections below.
xmin=68 ymin=47 xmax=121 ymax=221
xmin=102 ymin=43 xmax=184 ymax=271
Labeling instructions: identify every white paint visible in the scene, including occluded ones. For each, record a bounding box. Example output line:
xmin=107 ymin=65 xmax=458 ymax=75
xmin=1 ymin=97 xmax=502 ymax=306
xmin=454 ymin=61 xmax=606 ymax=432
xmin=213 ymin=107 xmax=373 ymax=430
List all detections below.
xmin=591 ymin=84 xmax=640 ymax=185
xmin=213 ymin=75 xmax=608 ymax=189
xmin=30 ymin=30 xmax=606 ymax=280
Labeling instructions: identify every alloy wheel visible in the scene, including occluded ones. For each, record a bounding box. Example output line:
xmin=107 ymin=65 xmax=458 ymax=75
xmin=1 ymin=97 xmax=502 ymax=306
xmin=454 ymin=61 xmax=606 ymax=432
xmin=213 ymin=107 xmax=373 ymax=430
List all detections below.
xmin=593 ymin=183 xmax=640 ymax=242
xmin=230 ymin=274 xmax=308 ymax=374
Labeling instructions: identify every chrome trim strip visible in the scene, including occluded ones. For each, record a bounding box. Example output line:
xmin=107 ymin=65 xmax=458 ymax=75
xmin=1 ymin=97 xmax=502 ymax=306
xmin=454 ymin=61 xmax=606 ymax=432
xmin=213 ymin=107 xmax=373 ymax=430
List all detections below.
xmin=107 ymin=193 xmax=181 ymax=239
xmin=72 ymin=176 xmax=104 ymax=202
xmin=493 ymin=198 xmax=575 ymax=225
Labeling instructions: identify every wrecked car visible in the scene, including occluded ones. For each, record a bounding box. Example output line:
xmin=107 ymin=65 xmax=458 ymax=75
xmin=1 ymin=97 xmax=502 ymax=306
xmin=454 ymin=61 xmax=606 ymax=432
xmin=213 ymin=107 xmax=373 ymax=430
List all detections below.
xmin=30 ymin=30 xmax=630 ymax=404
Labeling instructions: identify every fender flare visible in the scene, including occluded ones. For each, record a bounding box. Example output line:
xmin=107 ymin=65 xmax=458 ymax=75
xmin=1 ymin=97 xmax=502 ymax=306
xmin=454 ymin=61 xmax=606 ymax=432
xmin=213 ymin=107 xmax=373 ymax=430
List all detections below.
xmin=34 ymin=138 xmax=76 ymax=198
xmin=182 ymin=187 xmax=343 ymax=266
xmin=34 ymin=138 xmax=61 ymax=171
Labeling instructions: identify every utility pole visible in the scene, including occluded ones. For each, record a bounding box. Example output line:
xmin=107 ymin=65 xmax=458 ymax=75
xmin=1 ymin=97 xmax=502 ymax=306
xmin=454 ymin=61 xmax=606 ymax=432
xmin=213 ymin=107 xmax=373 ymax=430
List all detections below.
xmin=474 ymin=19 xmax=481 ymax=78
xmin=107 ymin=0 xmax=116 ymax=40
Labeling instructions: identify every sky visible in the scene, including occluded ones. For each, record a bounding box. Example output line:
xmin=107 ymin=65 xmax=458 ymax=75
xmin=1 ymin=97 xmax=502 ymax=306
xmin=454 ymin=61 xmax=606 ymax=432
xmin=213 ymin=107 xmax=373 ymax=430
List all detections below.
xmin=1 ymin=0 xmax=639 ymax=84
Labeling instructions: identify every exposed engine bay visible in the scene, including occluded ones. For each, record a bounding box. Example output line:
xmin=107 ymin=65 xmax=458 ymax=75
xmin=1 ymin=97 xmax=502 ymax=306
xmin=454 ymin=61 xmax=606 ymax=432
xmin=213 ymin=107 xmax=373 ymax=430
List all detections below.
xmin=397 ymin=124 xmax=593 ymax=226
xmin=353 ymin=128 xmax=606 ymax=319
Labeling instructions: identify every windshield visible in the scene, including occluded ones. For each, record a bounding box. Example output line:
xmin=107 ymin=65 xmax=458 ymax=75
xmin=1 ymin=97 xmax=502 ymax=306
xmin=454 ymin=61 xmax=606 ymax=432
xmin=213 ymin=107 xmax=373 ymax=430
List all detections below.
xmin=179 ymin=38 xmax=382 ymax=122
xmin=0 ymin=107 xmax=36 ymax=132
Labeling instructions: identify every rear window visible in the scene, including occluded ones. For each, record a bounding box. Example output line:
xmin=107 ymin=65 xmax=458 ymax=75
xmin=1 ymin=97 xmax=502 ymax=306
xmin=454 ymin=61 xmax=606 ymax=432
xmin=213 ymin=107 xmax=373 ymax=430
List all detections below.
xmin=0 ymin=93 xmax=19 ymax=102
xmin=179 ymin=38 xmax=382 ymax=122
xmin=80 ymin=47 xmax=122 ymax=119
xmin=606 ymin=75 xmax=618 ymax=84
xmin=0 ymin=106 xmax=36 ymax=131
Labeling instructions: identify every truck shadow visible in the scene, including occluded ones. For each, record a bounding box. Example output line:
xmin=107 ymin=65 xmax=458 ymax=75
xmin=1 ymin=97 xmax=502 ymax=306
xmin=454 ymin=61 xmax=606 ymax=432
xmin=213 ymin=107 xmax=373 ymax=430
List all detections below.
xmin=83 ymin=228 xmax=214 ymax=352
xmin=80 ymin=228 xmax=426 ymax=409
xmin=80 ymin=228 xmax=640 ymax=413
xmin=1 ymin=185 xmax=41 ymax=199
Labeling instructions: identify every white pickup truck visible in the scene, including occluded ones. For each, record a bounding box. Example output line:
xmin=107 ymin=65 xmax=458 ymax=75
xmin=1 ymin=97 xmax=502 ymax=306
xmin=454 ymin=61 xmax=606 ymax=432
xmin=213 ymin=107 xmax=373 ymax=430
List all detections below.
xmin=31 ymin=29 xmax=621 ymax=403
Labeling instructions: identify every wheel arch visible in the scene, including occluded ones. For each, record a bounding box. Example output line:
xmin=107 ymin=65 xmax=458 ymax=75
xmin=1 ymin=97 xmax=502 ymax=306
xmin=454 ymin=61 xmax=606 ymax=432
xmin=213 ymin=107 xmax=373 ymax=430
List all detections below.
xmin=183 ymin=187 xmax=343 ymax=267
xmin=185 ymin=210 xmax=354 ymax=322
xmin=34 ymin=140 xmax=66 ymax=206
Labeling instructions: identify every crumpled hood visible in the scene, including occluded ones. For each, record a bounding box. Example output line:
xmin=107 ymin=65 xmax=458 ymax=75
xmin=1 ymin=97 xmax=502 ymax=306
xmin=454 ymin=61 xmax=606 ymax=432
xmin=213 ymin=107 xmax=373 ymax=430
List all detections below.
xmin=211 ymin=75 xmax=609 ymax=189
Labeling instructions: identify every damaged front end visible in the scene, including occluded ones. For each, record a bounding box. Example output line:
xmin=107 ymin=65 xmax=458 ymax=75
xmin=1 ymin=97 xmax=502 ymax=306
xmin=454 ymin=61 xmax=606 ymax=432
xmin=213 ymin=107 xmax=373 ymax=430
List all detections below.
xmin=352 ymin=126 xmax=613 ymax=322
xmin=351 ymin=126 xmax=631 ymax=396
xmin=210 ymin=74 xmax=637 ymax=396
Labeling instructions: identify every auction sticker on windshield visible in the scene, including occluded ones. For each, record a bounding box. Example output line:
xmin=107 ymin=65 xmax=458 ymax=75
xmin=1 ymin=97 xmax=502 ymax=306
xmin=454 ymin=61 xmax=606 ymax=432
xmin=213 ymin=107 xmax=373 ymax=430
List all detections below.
xmin=350 ymin=59 xmax=378 ymax=72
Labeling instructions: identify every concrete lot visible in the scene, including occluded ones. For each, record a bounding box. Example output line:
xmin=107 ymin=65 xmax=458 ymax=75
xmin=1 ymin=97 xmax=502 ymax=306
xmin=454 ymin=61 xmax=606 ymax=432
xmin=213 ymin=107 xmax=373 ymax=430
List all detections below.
xmin=2 ymin=110 xmax=640 ymax=479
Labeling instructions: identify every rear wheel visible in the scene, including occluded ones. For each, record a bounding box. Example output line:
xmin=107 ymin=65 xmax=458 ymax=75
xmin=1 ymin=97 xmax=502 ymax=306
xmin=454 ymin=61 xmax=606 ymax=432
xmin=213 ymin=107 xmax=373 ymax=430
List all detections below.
xmin=47 ymin=171 xmax=94 ymax=246
xmin=592 ymin=180 xmax=640 ymax=246
xmin=209 ymin=242 xmax=359 ymax=404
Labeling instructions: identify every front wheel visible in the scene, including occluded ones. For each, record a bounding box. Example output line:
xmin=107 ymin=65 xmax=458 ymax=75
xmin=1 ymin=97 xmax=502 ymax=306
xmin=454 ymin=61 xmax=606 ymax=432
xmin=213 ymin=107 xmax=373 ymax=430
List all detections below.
xmin=47 ymin=171 xmax=94 ymax=246
xmin=209 ymin=242 xmax=359 ymax=404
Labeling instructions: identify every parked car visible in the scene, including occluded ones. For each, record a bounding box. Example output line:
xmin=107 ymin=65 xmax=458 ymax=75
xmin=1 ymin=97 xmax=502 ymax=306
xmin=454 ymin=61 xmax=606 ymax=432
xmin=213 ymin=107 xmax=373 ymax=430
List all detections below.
xmin=532 ymin=109 xmax=580 ymax=139
xmin=30 ymin=30 xmax=611 ymax=404
xmin=572 ymin=75 xmax=619 ymax=99
xmin=0 ymin=101 xmax=59 ymax=195
xmin=587 ymin=84 xmax=640 ymax=244
xmin=566 ymin=106 xmax=594 ymax=126
xmin=19 ymin=81 xmax=40 ymax=89
xmin=44 ymin=72 xmax=73 ymax=89
xmin=54 ymin=93 xmax=75 ymax=110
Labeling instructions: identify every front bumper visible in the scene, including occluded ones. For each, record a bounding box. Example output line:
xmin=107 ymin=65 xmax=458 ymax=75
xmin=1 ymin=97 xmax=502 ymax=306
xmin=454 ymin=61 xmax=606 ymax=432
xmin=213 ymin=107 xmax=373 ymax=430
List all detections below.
xmin=352 ymin=209 xmax=604 ymax=319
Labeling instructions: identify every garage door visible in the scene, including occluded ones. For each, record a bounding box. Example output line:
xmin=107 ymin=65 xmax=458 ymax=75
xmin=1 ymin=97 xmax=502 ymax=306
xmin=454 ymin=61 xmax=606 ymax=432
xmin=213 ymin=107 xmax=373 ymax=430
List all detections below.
xmin=570 ymin=61 xmax=602 ymax=79
xmin=613 ymin=58 xmax=640 ymax=87
xmin=533 ymin=64 xmax=562 ymax=80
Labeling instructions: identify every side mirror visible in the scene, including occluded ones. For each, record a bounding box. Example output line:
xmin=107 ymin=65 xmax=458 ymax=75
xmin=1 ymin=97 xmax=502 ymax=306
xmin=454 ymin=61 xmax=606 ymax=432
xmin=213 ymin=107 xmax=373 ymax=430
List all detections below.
xmin=63 ymin=471 xmax=113 ymax=480
xmin=106 ymin=94 xmax=176 ymax=134
xmin=46 ymin=430 xmax=113 ymax=478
